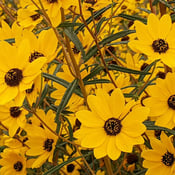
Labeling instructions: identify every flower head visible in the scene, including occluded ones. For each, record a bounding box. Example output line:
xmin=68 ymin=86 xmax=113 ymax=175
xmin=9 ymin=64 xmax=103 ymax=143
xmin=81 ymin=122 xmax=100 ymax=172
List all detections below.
xmin=0 ymin=149 xmax=27 ymax=175
xmin=142 ymin=132 xmax=175 ymax=175
xmin=0 ymin=40 xmax=46 ymax=105
xmin=129 ymin=13 xmax=175 ymax=67
xmin=74 ymin=88 xmax=149 ymax=160
xmin=144 ymin=72 xmax=175 ymax=129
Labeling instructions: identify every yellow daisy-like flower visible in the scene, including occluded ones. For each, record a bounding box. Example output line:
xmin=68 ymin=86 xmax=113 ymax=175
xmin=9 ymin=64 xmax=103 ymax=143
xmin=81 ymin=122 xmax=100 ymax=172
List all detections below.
xmin=142 ymin=132 xmax=175 ymax=175
xmin=74 ymin=88 xmax=149 ymax=160
xmin=0 ymin=40 xmax=46 ymax=105
xmin=0 ymin=149 xmax=27 ymax=175
xmin=0 ymin=100 xmax=28 ymax=137
xmin=26 ymin=120 xmax=58 ymax=168
xmin=17 ymin=6 xmax=43 ymax=31
xmin=129 ymin=13 xmax=175 ymax=67
xmin=26 ymin=127 xmax=58 ymax=168
xmin=143 ymin=72 xmax=175 ymax=129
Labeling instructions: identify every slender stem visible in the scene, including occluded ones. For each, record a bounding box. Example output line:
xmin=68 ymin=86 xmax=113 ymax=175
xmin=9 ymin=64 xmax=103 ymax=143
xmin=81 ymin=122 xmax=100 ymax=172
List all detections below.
xmin=159 ymin=2 xmax=166 ymax=16
xmin=114 ymin=153 xmax=127 ymax=175
xmin=60 ymin=8 xmax=88 ymax=104
xmin=78 ymin=0 xmax=117 ymax=88
xmin=76 ymin=146 xmax=95 ymax=175
xmin=104 ymin=156 xmax=114 ymax=175
xmin=0 ymin=0 xmax=16 ymax=22
xmin=97 ymin=0 xmax=125 ymax=36
xmin=149 ymin=0 xmax=156 ymax=14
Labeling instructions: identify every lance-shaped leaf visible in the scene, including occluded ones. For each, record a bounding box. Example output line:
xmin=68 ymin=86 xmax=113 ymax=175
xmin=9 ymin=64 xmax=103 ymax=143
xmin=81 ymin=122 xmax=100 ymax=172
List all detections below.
xmin=55 ymin=79 xmax=79 ymax=133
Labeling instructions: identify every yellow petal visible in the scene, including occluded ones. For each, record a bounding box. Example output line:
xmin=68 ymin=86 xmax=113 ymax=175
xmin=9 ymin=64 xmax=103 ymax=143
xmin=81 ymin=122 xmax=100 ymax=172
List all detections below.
xmin=147 ymin=13 xmax=159 ymax=40
xmin=81 ymin=128 xmax=107 ymax=148
xmin=159 ymin=14 xmax=172 ymax=39
xmin=135 ymin=20 xmax=153 ymax=44
xmin=144 ymin=97 xmax=168 ymax=116
xmin=109 ymin=88 xmax=125 ymax=118
xmin=94 ymin=137 xmax=109 ymax=159
xmin=87 ymin=93 xmax=112 ymax=121
xmin=0 ymin=87 xmax=18 ymax=105
xmin=107 ymin=137 xmax=121 ymax=160
xmin=76 ymin=110 xmax=104 ymax=127
xmin=142 ymin=150 xmax=163 ymax=161
xmin=32 ymin=152 xmax=50 ymax=168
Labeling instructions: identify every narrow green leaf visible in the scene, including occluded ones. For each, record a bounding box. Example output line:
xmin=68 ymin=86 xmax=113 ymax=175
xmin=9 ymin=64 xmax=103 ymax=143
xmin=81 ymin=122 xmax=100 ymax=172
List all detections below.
xmin=96 ymin=17 xmax=106 ymax=33
xmin=63 ymin=116 xmax=73 ymax=141
xmin=43 ymin=156 xmax=82 ymax=175
xmin=108 ymin=64 xmax=150 ymax=75
xmin=5 ymin=38 xmax=15 ymax=43
xmin=83 ymin=66 xmax=103 ymax=81
xmin=144 ymin=121 xmax=175 ymax=135
xmin=118 ymin=13 xmax=147 ymax=24
xmin=138 ymin=59 xmax=160 ymax=82
xmin=38 ymin=84 xmax=49 ymax=107
xmin=108 ymin=41 xmax=129 ymax=45
xmin=84 ymin=30 xmax=135 ymax=62
xmin=75 ymin=4 xmax=114 ymax=33
xmin=64 ymin=28 xmax=86 ymax=57
xmin=84 ymin=79 xmax=110 ymax=85
xmin=55 ymin=79 xmax=78 ymax=133
xmin=42 ymin=73 xmax=83 ymax=97
xmin=152 ymin=0 xmax=159 ymax=5
xmin=59 ymin=22 xmax=82 ymax=27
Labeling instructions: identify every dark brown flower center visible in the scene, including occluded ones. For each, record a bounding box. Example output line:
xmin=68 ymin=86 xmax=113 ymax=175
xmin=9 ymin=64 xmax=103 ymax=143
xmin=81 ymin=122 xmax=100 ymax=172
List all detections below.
xmin=156 ymin=71 xmax=166 ymax=79
xmin=140 ymin=63 xmax=149 ymax=71
xmin=121 ymin=36 xmax=129 ymax=41
xmin=127 ymin=153 xmax=138 ymax=164
xmin=47 ymin=0 xmax=57 ymax=3
xmin=105 ymin=46 xmax=115 ymax=56
xmin=10 ymin=106 xmax=22 ymax=118
xmin=30 ymin=14 xmax=40 ymax=21
xmin=25 ymin=84 xmax=35 ymax=94
xmin=168 ymin=95 xmax=175 ymax=110
xmin=104 ymin=118 xmax=122 ymax=136
xmin=85 ymin=0 xmax=97 ymax=5
xmin=14 ymin=161 xmax=23 ymax=171
xmin=162 ymin=151 xmax=174 ymax=166
xmin=72 ymin=46 xmax=80 ymax=54
xmin=29 ymin=51 xmax=44 ymax=63
xmin=67 ymin=164 xmax=75 ymax=173
xmin=5 ymin=68 xmax=23 ymax=87
xmin=154 ymin=130 xmax=161 ymax=137
xmin=44 ymin=139 xmax=54 ymax=152
xmin=152 ymin=39 xmax=169 ymax=54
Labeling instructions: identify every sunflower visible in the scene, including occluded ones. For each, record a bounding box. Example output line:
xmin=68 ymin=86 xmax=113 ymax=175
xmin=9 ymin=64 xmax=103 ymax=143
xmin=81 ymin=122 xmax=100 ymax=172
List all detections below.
xmin=129 ymin=13 xmax=175 ymax=68
xmin=142 ymin=132 xmax=175 ymax=175
xmin=74 ymin=88 xmax=149 ymax=160
xmin=0 ymin=100 xmax=28 ymax=137
xmin=0 ymin=149 xmax=27 ymax=175
xmin=143 ymin=72 xmax=175 ymax=129
xmin=0 ymin=39 xmax=46 ymax=105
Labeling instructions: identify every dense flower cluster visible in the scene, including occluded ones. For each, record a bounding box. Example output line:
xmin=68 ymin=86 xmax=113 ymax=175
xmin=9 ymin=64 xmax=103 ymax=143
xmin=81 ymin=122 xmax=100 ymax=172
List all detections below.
xmin=0 ymin=0 xmax=175 ymax=175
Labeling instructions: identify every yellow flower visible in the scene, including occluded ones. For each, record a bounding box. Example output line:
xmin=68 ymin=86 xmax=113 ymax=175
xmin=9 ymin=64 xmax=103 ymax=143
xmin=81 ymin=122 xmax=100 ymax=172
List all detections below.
xmin=26 ymin=125 xmax=58 ymax=168
xmin=0 ymin=100 xmax=28 ymax=137
xmin=0 ymin=149 xmax=27 ymax=175
xmin=74 ymin=88 xmax=149 ymax=160
xmin=142 ymin=132 xmax=175 ymax=175
xmin=18 ymin=29 xmax=58 ymax=64
xmin=17 ymin=6 xmax=43 ymax=31
xmin=0 ymin=39 xmax=46 ymax=105
xmin=129 ymin=13 xmax=175 ymax=67
xmin=143 ymin=72 xmax=175 ymax=129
